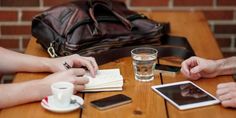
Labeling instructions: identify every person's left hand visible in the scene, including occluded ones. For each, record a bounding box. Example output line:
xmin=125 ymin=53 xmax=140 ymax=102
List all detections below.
xmin=181 ymin=56 xmax=219 ymax=80
xmin=216 ymin=82 xmax=236 ymax=108
xmin=46 ymin=54 xmax=98 ymax=77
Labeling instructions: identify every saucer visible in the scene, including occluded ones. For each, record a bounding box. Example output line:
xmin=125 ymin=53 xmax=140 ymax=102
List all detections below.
xmin=41 ymin=95 xmax=84 ymax=113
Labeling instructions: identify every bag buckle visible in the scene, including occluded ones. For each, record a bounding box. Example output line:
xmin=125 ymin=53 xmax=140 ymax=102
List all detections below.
xmin=47 ymin=42 xmax=58 ymax=58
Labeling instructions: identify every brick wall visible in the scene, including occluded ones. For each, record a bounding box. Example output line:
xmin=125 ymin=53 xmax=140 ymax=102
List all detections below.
xmin=0 ymin=0 xmax=235 ymax=57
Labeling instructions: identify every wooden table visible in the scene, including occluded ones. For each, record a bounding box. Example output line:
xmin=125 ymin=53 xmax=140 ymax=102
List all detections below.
xmin=1 ymin=11 xmax=235 ymax=118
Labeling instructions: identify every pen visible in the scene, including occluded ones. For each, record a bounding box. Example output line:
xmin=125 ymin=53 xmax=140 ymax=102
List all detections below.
xmin=63 ymin=62 xmax=72 ymax=70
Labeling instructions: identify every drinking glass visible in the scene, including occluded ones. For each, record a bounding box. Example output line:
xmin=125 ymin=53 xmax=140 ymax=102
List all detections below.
xmin=131 ymin=47 xmax=158 ymax=82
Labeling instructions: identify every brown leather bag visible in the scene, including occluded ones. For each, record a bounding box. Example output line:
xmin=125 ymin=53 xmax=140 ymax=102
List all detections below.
xmin=32 ymin=0 xmax=194 ymax=65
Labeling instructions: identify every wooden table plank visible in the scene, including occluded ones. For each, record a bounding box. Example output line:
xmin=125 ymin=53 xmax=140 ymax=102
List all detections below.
xmin=149 ymin=12 xmax=236 ymax=118
xmin=82 ymin=57 xmax=166 ymax=118
xmin=161 ymin=74 xmax=235 ymax=118
xmin=150 ymin=11 xmax=222 ymax=59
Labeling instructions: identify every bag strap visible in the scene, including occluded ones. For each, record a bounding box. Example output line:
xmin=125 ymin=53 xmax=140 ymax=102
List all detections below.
xmin=88 ymin=0 xmax=133 ymax=35
xmin=89 ymin=35 xmax=195 ymax=65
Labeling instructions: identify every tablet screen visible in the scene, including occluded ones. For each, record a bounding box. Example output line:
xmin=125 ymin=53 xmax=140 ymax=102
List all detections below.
xmin=155 ymin=82 xmax=215 ymax=106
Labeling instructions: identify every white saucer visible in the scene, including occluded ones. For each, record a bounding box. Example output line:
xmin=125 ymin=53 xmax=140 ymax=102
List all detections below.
xmin=41 ymin=95 xmax=84 ymax=113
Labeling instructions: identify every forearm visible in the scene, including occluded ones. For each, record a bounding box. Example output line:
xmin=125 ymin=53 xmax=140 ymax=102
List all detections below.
xmin=0 ymin=47 xmax=52 ymax=73
xmin=0 ymin=79 xmax=51 ymax=109
xmin=215 ymin=57 xmax=236 ymax=76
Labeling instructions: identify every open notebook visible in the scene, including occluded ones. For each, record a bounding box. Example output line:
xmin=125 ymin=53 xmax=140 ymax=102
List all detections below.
xmin=81 ymin=69 xmax=123 ymax=92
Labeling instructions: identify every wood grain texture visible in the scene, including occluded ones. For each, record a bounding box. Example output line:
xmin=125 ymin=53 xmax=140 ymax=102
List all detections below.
xmin=150 ymin=12 xmax=235 ymax=118
xmin=1 ymin=11 xmax=234 ymax=118
xmin=82 ymin=57 xmax=166 ymax=118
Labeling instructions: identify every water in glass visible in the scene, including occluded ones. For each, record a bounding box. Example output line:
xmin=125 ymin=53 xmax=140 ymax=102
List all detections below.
xmin=132 ymin=54 xmax=156 ymax=81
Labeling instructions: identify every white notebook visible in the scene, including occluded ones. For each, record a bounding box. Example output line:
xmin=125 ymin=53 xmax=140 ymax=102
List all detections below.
xmin=81 ymin=69 xmax=123 ymax=92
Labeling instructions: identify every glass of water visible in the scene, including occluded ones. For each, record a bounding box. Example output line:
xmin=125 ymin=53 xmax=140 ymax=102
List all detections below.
xmin=131 ymin=47 xmax=158 ymax=82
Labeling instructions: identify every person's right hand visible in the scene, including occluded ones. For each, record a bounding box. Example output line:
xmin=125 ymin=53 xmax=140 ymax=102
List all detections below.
xmin=38 ymin=68 xmax=89 ymax=98
xmin=45 ymin=54 xmax=98 ymax=77
xmin=217 ymin=82 xmax=236 ymax=108
xmin=181 ymin=56 xmax=219 ymax=80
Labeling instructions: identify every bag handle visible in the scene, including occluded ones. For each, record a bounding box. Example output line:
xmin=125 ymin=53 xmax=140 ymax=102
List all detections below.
xmin=88 ymin=0 xmax=133 ymax=35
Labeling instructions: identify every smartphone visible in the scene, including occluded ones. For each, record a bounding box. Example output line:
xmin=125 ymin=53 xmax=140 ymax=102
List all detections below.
xmin=155 ymin=64 xmax=180 ymax=72
xmin=90 ymin=94 xmax=132 ymax=110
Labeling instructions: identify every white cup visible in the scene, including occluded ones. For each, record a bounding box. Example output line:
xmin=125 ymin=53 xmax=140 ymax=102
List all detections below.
xmin=50 ymin=82 xmax=74 ymax=108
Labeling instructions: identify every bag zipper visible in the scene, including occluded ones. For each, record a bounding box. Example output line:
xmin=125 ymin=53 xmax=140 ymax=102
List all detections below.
xmin=66 ymin=14 xmax=146 ymax=35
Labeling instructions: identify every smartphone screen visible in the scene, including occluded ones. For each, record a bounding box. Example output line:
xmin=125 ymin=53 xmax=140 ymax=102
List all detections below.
xmin=155 ymin=64 xmax=180 ymax=72
xmin=90 ymin=94 xmax=132 ymax=110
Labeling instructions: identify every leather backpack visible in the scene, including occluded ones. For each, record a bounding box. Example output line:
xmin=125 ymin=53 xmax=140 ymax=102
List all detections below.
xmin=32 ymin=0 xmax=195 ymax=65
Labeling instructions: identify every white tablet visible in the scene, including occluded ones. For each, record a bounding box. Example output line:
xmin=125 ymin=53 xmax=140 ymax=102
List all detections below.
xmin=151 ymin=81 xmax=220 ymax=110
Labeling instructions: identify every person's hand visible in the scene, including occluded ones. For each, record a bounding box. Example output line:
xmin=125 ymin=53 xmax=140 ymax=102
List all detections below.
xmin=46 ymin=54 xmax=98 ymax=77
xmin=217 ymin=82 xmax=236 ymax=108
xmin=181 ymin=56 xmax=219 ymax=80
xmin=39 ymin=68 xmax=89 ymax=97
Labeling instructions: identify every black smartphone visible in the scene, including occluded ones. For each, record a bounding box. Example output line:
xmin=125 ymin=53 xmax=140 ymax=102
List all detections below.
xmin=155 ymin=64 xmax=181 ymax=72
xmin=90 ymin=94 xmax=132 ymax=110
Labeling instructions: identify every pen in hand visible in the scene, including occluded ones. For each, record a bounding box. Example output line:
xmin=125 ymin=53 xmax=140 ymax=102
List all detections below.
xmin=63 ymin=62 xmax=72 ymax=70
xmin=63 ymin=62 xmax=96 ymax=78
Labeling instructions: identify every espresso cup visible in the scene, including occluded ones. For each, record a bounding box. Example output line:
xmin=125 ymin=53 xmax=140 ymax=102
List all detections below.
xmin=50 ymin=82 xmax=74 ymax=108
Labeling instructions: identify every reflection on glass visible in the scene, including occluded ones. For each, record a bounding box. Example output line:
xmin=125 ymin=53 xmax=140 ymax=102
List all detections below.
xmin=156 ymin=83 xmax=215 ymax=105
xmin=180 ymin=84 xmax=207 ymax=98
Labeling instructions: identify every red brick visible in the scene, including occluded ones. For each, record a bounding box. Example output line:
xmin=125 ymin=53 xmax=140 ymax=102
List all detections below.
xmin=43 ymin=0 xmax=127 ymax=6
xmin=174 ymin=0 xmax=213 ymax=6
xmin=223 ymin=52 xmax=236 ymax=57
xmin=215 ymin=25 xmax=236 ymax=34
xmin=1 ymin=25 xmax=31 ymax=35
xmin=115 ymin=0 xmax=126 ymax=2
xmin=0 ymin=39 xmax=19 ymax=49
xmin=22 ymin=11 xmax=41 ymax=21
xmin=0 ymin=0 xmax=39 ymax=7
xmin=130 ymin=0 xmax=168 ymax=6
xmin=0 ymin=11 xmax=17 ymax=21
xmin=23 ymin=38 xmax=30 ymax=48
xmin=217 ymin=0 xmax=236 ymax=6
xmin=203 ymin=10 xmax=234 ymax=20
xmin=43 ymin=0 xmax=72 ymax=6
xmin=216 ymin=38 xmax=231 ymax=47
